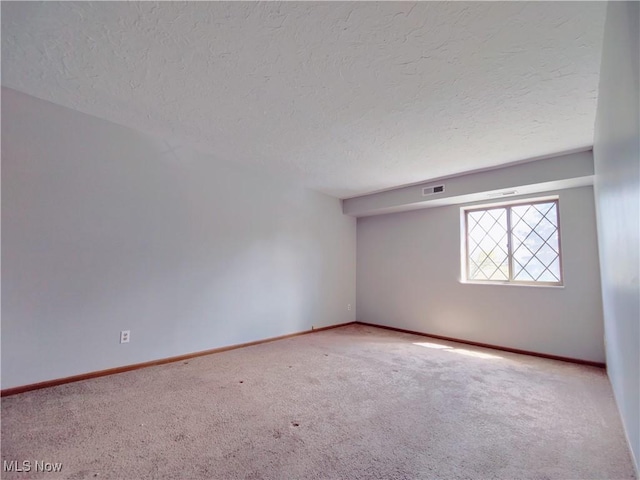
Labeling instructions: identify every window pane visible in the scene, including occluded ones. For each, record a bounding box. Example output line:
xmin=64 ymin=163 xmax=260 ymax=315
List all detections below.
xmin=510 ymin=202 xmax=561 ymax=282
xmin=467 ymin=208 xmax=509 ymax=281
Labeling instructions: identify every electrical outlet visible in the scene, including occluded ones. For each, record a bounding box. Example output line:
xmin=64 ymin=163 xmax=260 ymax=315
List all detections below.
xmin=120 ymin=330 xmax=130 ymax=344
xmin=347 ymin=304 xmax=352 ymax=311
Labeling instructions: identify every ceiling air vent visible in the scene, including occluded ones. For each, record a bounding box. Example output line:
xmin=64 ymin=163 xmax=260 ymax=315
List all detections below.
xmin=422 ymin=185 xmax=445 ymax=196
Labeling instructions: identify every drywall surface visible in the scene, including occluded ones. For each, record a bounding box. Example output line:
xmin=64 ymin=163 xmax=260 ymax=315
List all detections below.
xmin=1 ymin=88 xmax=356 ymax=389
xmin=593 ymin=1 xmax=639 ymax=469
xmin=343 ymin=150 xmax=593 ymax=216
xmin=357 ymin=187 xmax=604 ymax=362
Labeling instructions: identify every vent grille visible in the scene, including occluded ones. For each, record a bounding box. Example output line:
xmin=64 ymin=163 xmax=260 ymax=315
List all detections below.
xmin=422 ymin=185 xmax=445 ymax=196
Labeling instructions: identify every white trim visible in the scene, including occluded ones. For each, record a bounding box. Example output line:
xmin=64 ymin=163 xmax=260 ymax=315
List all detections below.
xmin=460 ymin=194 xmax=559 ymax=212
xmin=461 ymin=196 xmax=563 ymax=286
xmin=459 ymin=279 xmax=565 ymax=289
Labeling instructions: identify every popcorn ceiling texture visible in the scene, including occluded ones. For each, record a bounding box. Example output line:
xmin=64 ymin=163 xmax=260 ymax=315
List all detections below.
xmin=1 ymin=2 xmax=606 ymax=197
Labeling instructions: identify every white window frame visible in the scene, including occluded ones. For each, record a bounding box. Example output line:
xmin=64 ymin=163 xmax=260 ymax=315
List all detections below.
xmin=462 ymin=197 xmax=564 ymax=286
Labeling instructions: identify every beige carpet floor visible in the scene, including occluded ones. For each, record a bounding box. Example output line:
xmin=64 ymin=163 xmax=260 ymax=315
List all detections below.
xmin=1 ymin=324 xmax=636 ymax=480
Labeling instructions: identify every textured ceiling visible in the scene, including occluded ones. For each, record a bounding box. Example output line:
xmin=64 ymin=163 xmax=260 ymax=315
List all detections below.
xmin=2 ymin=2 xmax=606 ymax=198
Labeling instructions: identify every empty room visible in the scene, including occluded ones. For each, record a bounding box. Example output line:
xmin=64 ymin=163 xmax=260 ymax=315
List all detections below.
xmin=2 ymin=1 xmax=638 ymax=479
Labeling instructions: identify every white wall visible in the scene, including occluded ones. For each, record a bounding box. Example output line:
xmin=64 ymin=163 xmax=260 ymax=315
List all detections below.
xmin=357 ymin=187 xmax=604 ymax=362
xmin=593 ymin=1 xmax=639 ymax=469
xmin=1 ymin=88 xmax=356 ymax=390
xmin=343 ymin=150 xmax=594 ymax=217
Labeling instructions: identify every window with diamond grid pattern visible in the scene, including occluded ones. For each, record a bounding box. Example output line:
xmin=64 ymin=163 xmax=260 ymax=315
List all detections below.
xmin=465 ymin=200 xmax=562 ymax=284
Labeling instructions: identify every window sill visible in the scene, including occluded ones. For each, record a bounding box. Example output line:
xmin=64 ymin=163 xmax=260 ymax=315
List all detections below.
xmin=458 ymin=280 xmax=565 ymax=289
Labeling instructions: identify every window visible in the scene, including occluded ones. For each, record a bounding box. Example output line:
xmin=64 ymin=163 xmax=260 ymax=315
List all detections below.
xmin=464 ymin=199 xmax=562 ymax=285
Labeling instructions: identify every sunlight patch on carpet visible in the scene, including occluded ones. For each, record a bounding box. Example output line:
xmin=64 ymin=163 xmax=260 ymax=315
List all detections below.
xmin=413 ymin=342 xmax=503 ymax=360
